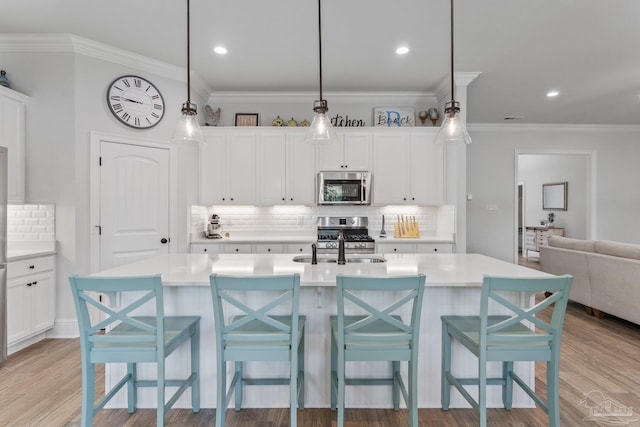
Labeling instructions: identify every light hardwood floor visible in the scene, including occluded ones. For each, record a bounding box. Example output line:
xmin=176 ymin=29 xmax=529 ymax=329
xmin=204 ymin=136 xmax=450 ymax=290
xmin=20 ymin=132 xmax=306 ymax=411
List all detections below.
xmin=2 ymin=295 xmax=640 ymax=426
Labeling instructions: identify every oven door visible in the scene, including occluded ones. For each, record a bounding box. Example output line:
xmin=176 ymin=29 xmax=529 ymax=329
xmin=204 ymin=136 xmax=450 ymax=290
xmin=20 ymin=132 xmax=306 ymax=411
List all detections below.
xmin=318 ymin=172 xmax=370 ymax=205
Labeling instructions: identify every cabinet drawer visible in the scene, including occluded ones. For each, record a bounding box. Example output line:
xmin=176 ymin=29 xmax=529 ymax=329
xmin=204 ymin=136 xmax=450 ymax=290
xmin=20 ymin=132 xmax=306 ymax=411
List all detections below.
xmin=253 ymin=244 xmax=284 ymax=254
xmin=190 ymin=244 xmax=222 ymax=254
xmin=376 ymin=243 xmax=416 ymax=254
xmin=223 ymin=244 xmax=252 ymax=254
xmin=8 ymin=255 xmax=55 ymax=279
xmin=417 ymin=243 xmax=453 ymax=253
xmin=286 ymin=243 xmax=314 ymax=253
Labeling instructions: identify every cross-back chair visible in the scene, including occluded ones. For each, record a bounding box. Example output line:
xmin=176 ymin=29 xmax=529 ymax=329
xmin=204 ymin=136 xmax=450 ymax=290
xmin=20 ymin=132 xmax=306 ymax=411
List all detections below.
xmin=331 ymin=274 xmax=426 ymax=427
xmin=69 ymin=274 xmax=200 ymax=427
xmin=209 ymin=273 xmax=305 ymax=427
xmin=441 ymin=274 xmax=573 ymax=427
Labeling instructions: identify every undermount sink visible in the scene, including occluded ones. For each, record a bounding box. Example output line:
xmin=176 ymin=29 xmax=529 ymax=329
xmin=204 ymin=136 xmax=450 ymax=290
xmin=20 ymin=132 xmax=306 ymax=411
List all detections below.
xmin=292 ymin=255 xmax=387 ymax=264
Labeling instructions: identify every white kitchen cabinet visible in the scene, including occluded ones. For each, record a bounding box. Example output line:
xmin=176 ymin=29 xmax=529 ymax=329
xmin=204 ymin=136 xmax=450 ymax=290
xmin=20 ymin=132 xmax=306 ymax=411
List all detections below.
xmin=200 ymin=131 xmax=256 ymax=205
xmin=191 ymin=242 xmax=315 ymax=254
xmin=257 ymin=131 xmax=315 ymax=205
xmin=286 ymin=243 xmax=314 ymax=253
xmin=416 ymin=243 xmax=453 ymax=253
xmin=190 ymin=243 xmax=222 ymax=254
xmin=223 ymin=244 xmax=252 ymax=254
xmin=7 ymin=255 xmax=56 ymax=353
xmin=376 ymin=242 xmax=416 ymax=254
xmin=0 ymin=86 xmax=28 ymax=203
xmin=317 ymin=131 xmax=371 ymax=171
xmin=372 ymin=129 xmax=443 ymax=205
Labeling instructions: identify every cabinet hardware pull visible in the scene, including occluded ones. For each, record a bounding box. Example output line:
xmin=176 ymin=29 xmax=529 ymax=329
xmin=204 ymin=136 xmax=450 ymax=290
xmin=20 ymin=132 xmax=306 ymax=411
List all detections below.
xmin=29 ymin=265 xmax=35 ymax=269
xmin=32 ymin=281 xmax=38 ymax=285
xmin=26 ymin=282 xmax=32 ymax=287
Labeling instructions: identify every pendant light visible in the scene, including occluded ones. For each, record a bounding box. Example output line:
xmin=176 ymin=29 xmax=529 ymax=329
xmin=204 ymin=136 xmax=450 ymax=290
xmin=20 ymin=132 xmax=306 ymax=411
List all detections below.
xmin=172 ymin=0 xmax=204 ymax=145
xmin=304 ymin=0 xmax=337 ymax=144
xmin=434 ymin=0 xmax=472 ymax=145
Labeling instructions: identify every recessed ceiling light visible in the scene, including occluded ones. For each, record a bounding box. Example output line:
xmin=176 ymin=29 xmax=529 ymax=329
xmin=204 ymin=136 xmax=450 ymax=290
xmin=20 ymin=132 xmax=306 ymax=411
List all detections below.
xmin=396 ymin=46 xmax=409 ymax=55
xmin=214 ymin=46 xmax=228 ymax=55
xmin=546 ymin=90 xmax=559 ymax=98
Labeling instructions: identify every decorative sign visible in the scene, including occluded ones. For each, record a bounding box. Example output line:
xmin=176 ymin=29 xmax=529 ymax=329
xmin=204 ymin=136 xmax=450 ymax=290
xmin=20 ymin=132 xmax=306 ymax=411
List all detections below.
xmin=374 ymin=108 xmax=415 ymax=127
xmin=330 ymin=114 xmax=366 ymax=127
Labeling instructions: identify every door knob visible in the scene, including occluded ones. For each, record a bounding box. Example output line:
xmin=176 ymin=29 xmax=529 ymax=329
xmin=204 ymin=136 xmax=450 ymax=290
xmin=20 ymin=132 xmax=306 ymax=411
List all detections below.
xmin=161 ymin=238 xmax=168 ymax=244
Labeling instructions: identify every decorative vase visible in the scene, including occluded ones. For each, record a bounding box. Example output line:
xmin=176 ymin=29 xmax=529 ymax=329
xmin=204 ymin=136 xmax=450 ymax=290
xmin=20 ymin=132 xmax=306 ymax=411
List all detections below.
xmin=428 ymin=108 xmax=440 ymax=126
xmin=0 ymin=70 xmax=10 ymax=89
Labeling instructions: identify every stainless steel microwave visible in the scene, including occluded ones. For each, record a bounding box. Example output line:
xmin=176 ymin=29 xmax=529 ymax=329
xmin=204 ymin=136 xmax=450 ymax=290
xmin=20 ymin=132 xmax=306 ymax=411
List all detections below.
xmin=318 ymin=171 xmax=371 ymax=205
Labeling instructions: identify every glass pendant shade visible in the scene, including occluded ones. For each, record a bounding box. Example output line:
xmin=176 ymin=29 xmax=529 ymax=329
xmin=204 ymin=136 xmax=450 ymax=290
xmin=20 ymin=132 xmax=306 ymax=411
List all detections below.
xmin=172 ymin=103 xmax=204 ymax=145
xmin=305 ymin=106 xmax=337 ymax=144
xmin=434 ymin=105 xmax=472 ymax=145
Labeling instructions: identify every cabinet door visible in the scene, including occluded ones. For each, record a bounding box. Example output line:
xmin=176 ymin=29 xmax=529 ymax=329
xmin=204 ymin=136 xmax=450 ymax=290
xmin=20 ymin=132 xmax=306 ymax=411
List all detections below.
xmin=7 ymin=277 xmax=28 ymax=344
xmin=410 ymin=132 xmax=444 ymax=205
xmin=257 ymin=133 xmax=287 ymax=205
xmin=343 ymin=133 xmax=371 ymax=170
xmin=224 ymin=244 xmax=252 ymax=254
xmin=29 ymin=272 xmax=55 ymax=333
xmin=226 ymin=134 xmax=256 ymax=204
xmin=372 ymin=134 xmax=409 ymax=204
xmin=317 ymin=135 xmax=345 ymax=170
xmin=287 ymin=133 xmax=316 ymax=205
xmin=200 ymin=133 xmax=227 ymax=205
xmin=0 ymin=88 xmax=28 ymax=203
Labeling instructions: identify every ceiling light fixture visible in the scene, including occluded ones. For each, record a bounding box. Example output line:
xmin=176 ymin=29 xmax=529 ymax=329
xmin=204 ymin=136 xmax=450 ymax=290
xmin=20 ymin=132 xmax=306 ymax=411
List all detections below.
xmin=434 ymin=0 xmax=472 ymax=145
xmin=305 ymin=0 xmax=337 ymax=144
xmin=214 ymin=46 xmax=227 ymax=55
xmin=396 ymin=46 xmax=410 ymax=55
xmin=172 ymin=0 xmax=204 ymax=145
xmin=546 ymin=90 xmax=559 ymax=98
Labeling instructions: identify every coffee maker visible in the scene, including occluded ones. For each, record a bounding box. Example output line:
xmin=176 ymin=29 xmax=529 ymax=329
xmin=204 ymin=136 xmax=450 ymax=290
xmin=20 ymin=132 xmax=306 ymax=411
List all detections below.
xmin=205 ymin=214 xmax=223 ymax=239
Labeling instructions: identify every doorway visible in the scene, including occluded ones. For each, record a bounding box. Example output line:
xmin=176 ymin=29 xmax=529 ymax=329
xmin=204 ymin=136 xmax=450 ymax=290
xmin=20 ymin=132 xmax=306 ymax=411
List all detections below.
xmin=515 ymin=150 xmax=596 ymax=265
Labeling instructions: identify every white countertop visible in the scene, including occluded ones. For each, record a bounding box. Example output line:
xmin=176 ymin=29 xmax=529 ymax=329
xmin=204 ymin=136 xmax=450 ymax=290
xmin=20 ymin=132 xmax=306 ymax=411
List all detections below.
xmin=91 ymin=253 xmax=548 ymax=287
xmin=7 ymin=247 xmax=56 ymax=261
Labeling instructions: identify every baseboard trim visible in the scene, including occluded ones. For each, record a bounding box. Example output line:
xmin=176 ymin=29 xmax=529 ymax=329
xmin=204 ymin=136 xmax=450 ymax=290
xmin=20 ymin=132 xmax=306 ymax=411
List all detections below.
xmin=47 ymin=318 xmax=79 ymax=338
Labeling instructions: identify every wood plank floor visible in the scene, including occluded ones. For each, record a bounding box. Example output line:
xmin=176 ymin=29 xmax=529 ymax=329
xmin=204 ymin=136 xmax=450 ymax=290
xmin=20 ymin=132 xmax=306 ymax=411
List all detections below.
xmin=2 ymin=295 xmax=640 ymax=426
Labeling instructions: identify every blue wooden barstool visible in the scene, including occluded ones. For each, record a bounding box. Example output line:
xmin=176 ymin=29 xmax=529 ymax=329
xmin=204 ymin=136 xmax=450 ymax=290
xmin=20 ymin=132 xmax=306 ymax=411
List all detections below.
xmin=69 ymin=274 xmax=200 ymax=427
xmin=441 ymin=274 xmax=573 ymax=427
xmin=331 ymin=274 xmax=426 ymax=427
xmin=209 ymin=273 xmax=305 ymax=427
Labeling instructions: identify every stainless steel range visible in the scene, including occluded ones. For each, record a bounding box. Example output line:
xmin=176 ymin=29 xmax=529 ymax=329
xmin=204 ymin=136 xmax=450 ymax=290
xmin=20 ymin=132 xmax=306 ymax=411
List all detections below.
xmin=316 ymin=216 xmax=375 ymax=254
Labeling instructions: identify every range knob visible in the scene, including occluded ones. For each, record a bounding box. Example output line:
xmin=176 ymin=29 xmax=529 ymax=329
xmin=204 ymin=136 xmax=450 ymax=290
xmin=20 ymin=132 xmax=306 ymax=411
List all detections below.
xmin=327 ymin=242 xmax=338 ymax=249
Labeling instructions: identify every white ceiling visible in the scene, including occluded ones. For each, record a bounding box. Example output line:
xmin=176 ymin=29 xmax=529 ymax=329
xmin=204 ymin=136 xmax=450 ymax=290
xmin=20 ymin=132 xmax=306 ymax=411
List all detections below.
xmin=2 ymin=0 xmax=640 ymax=125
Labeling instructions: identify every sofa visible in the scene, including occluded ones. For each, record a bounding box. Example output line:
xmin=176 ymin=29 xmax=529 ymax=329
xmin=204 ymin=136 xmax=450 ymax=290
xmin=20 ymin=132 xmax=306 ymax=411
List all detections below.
xmin=540 ymin=236 xmax=640 ymax=324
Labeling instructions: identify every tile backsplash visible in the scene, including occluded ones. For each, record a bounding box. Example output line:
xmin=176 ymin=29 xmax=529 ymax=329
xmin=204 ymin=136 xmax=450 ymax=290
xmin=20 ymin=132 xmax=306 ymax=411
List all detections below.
xmin=191 ymin=204 xmax=455 ymax=236
xmin=7 ymin=204 xmax=56 ymax=242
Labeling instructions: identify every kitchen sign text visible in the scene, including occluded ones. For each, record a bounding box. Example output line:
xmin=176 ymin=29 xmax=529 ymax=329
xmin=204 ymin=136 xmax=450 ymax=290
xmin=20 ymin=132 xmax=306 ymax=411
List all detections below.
xmin=374 ymin=108 xmax=415 ymax=127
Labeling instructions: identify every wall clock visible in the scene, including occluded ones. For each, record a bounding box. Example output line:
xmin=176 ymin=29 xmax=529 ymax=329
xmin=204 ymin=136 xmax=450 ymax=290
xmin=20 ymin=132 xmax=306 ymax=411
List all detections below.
xmin=106 ymin=75 xmax=165 ymax=129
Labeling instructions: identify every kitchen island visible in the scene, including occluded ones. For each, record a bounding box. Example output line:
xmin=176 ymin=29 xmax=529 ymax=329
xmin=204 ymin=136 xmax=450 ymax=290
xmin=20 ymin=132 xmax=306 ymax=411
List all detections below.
xmin=92 ymin=253 xmax=550 ymax=410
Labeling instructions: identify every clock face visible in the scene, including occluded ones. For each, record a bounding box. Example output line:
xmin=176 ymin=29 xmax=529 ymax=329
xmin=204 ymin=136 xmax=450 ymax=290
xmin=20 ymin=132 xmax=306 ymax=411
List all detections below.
xmin=106 ymin=75 xmax=165 ymax=129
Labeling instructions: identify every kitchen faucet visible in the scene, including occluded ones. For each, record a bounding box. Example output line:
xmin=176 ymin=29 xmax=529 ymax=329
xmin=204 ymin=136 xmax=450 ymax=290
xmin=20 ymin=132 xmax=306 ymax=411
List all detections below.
xmin=337 ymin=230 xmax=346 ymax=265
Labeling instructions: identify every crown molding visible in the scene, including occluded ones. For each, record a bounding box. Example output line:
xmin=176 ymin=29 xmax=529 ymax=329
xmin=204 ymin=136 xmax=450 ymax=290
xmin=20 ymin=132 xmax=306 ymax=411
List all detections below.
xmin=209 ymin=91 xmax=438 ymax=105
xmin=0 ymin=33 xmax=211 ymax=96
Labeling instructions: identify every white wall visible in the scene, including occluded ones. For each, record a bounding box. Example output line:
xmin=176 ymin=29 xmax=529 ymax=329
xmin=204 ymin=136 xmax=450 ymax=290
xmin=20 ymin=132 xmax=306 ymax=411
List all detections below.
xmin=518 ymin=154 xmax=588 ymax=239
xmin=467 ymin=124 xmax=640 ymax=262
xmin=2 ymin=44 xmax=204 ymax=336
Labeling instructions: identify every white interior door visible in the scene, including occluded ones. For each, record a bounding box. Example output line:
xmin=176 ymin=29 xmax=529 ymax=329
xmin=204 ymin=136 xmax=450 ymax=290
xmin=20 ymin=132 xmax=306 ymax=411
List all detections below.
xmin=99 ymin=141 xmax=170 ymax=270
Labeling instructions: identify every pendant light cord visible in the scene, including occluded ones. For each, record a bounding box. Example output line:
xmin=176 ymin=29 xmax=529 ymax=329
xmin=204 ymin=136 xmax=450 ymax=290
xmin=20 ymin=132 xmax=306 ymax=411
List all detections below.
xmin=318 ymin=0 xmax=323 ymax=102
xmin=187 ymin=0 xmax=192 ymax=106
xmin=449 ymin=0 xmax=455 ymax=104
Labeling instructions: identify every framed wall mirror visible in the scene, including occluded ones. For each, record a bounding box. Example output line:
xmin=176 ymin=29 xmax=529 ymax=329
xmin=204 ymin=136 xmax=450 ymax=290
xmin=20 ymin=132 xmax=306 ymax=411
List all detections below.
xmin=542 ymin=182 xmax=568 ymax=210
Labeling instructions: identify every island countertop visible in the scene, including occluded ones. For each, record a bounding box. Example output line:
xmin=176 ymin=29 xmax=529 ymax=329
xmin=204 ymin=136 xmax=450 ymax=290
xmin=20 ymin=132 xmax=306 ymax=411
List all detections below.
xmin=91 ymin=253 xmax=549 ymax=287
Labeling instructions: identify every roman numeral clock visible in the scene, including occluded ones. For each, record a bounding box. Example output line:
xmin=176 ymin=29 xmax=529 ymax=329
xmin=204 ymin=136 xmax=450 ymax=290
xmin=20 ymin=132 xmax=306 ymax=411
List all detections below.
xmin=106 ymin=75 xmax=165 ymax=129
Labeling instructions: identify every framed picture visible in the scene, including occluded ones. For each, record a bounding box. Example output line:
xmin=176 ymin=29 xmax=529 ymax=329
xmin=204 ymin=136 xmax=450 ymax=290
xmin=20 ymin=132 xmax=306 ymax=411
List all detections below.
xmin=542 ymin=182 xmax=568 ymax=210
xmin=374 ymin=108 xmax=415 ymax=127
xmin=235 ymin=113 xmax=259 ymax=126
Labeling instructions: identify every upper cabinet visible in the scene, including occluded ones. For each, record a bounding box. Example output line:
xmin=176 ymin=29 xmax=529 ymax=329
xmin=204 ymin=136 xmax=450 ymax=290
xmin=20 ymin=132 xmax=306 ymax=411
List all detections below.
xmin=199 ymin=127 xmax=444 ymax=207
xmin=372 ymin=128 xmax=443 ymax=205
xmin=257 ymin=130 xmax=316 ymax=205
xmin=317 ymin=131 xmax=371 ymax=171
xmin=0 ymin=87 xmax=28 ymax=203
xmin=200 ymin=130 xmax=256 ymax=205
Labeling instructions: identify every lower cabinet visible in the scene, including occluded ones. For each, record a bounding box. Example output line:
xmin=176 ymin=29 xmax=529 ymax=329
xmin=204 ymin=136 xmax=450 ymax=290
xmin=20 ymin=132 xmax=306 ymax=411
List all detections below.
xmin=377 ymin=242 xmax=453 ymax=254
xmin=7 ymin=255 xmax=56 ymax=353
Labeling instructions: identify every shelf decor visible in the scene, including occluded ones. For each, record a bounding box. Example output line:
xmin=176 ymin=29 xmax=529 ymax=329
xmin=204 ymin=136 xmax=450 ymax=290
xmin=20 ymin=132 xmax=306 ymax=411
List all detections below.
xmin=374 ymin=108 xmax=415 ymax=127
xmin=235 ymin=113 xmax=259 ymax=126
